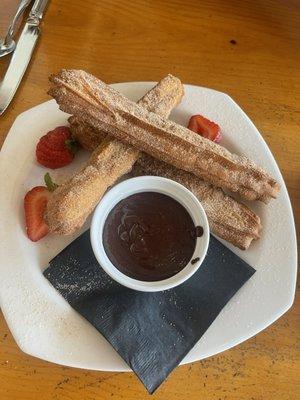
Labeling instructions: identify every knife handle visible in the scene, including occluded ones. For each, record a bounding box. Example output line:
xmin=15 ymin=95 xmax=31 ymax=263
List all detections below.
xmin=30 ymin=0 xmax=49 ymax=20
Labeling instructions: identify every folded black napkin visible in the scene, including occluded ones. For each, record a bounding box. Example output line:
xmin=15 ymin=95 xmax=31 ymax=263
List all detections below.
xmin=44 ymin=231 xmax=255 ymax=393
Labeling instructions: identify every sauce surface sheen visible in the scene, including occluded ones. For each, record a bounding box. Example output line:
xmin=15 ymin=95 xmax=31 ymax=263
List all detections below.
xmin=102 ymin=192 xmax=197 ymax=281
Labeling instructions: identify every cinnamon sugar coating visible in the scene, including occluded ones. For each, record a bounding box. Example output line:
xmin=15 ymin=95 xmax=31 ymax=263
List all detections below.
xmin=46 ymin=75 xmax=183 ymax=234
xmin=47 ymin=71 xmax=262 ymax=248
xmin=49 ymin=69 xmax=279 ymax=203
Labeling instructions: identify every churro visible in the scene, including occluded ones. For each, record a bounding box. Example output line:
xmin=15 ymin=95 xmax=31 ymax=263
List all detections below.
xmin=49 ymin=69 xmax=280 ymax=203
xmin=133 ymin=154 xmax=261 ymax=250
xmin=71 ymin=121 xmax=261 ymax=250
xmin=46 ymin=75 xmax=183 ymax=234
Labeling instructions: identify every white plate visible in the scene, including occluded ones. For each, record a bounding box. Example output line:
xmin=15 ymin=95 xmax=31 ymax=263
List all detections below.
xmin=0 ymin=82 xmax=297 ymax=371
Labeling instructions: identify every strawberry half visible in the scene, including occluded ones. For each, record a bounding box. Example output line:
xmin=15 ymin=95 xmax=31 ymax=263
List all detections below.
xmin=36 ymin=126 xmax=77 ymax=169
xmin=24 ymin=186 xmax=51 ymax=242
xmin=187 ymin=115 xmax=222 ymax=143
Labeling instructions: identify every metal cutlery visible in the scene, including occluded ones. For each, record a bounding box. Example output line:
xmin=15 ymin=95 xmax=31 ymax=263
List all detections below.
xmin=0 ymin=0 xmax=32 ymax=57
xmin=0 ymin=0 xmax=49 ymax=115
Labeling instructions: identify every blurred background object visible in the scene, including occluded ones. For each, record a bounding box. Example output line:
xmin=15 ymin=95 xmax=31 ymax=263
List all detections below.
xmin=0 ymin=0 xmax=48 ymax=114
xmin=0 ymin=0 xmax=32 ymax=57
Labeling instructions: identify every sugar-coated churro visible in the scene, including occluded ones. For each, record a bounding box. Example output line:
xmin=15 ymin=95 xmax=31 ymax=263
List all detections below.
xmin=49 ymin=69 xmax=280 ymax=203
xmin=71 ymin=120 xmax=261 ymax=250
xmin=46 ymin=75 xmax=184 ymax=234
xmin=133 ymin=154 xmax=261 ymax=250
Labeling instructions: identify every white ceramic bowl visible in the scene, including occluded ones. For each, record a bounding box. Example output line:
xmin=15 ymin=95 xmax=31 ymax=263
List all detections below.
xmin=90 ymin=176 xmax=210 ymax=292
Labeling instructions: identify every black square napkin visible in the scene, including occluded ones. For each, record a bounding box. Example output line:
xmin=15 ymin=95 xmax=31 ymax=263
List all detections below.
xmin=44 ymin=231 xmax=255 ymax=393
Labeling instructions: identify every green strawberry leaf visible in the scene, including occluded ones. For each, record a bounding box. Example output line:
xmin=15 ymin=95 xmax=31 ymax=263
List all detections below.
xmin=44 ymin=173 xmax=58 ymax=192
xmin=65 ymin=138 xmax=78 ymax=155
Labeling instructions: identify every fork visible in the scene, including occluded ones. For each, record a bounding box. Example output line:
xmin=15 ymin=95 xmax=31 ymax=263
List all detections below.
xmin=0 ymin=0 xmax=32 ymax=57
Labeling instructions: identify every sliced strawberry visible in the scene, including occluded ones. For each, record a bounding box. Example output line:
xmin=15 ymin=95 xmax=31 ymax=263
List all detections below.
xmin=24 ymin=186 xmax=51 ymax=242
xmin=36 ymin=126 xmax=77 ymax=169
xmin=187 ymin=115 xmax=222 ymax=143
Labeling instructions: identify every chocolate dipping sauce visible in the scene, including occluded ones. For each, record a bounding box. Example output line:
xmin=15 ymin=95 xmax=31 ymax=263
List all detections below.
xmin=102 ymin=192 xmax=199 ymax=281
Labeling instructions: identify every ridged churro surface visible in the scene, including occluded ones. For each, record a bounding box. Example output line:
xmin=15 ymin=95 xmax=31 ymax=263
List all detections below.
xmin=49 ymin=69 xmax=279 ymax=203
xmin=70 ymin=120 xmax=262 ymax=249
xmin=46 ymin=75 xmax=183 ymax=234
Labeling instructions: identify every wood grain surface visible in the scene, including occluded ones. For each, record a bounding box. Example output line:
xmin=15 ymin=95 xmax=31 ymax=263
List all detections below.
xmin=0 ymin=1 xmax=299 ymax=399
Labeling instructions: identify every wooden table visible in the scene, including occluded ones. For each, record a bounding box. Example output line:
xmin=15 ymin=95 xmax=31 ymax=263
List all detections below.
xmin=0 ymin=1 xmax=299 ymax=399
